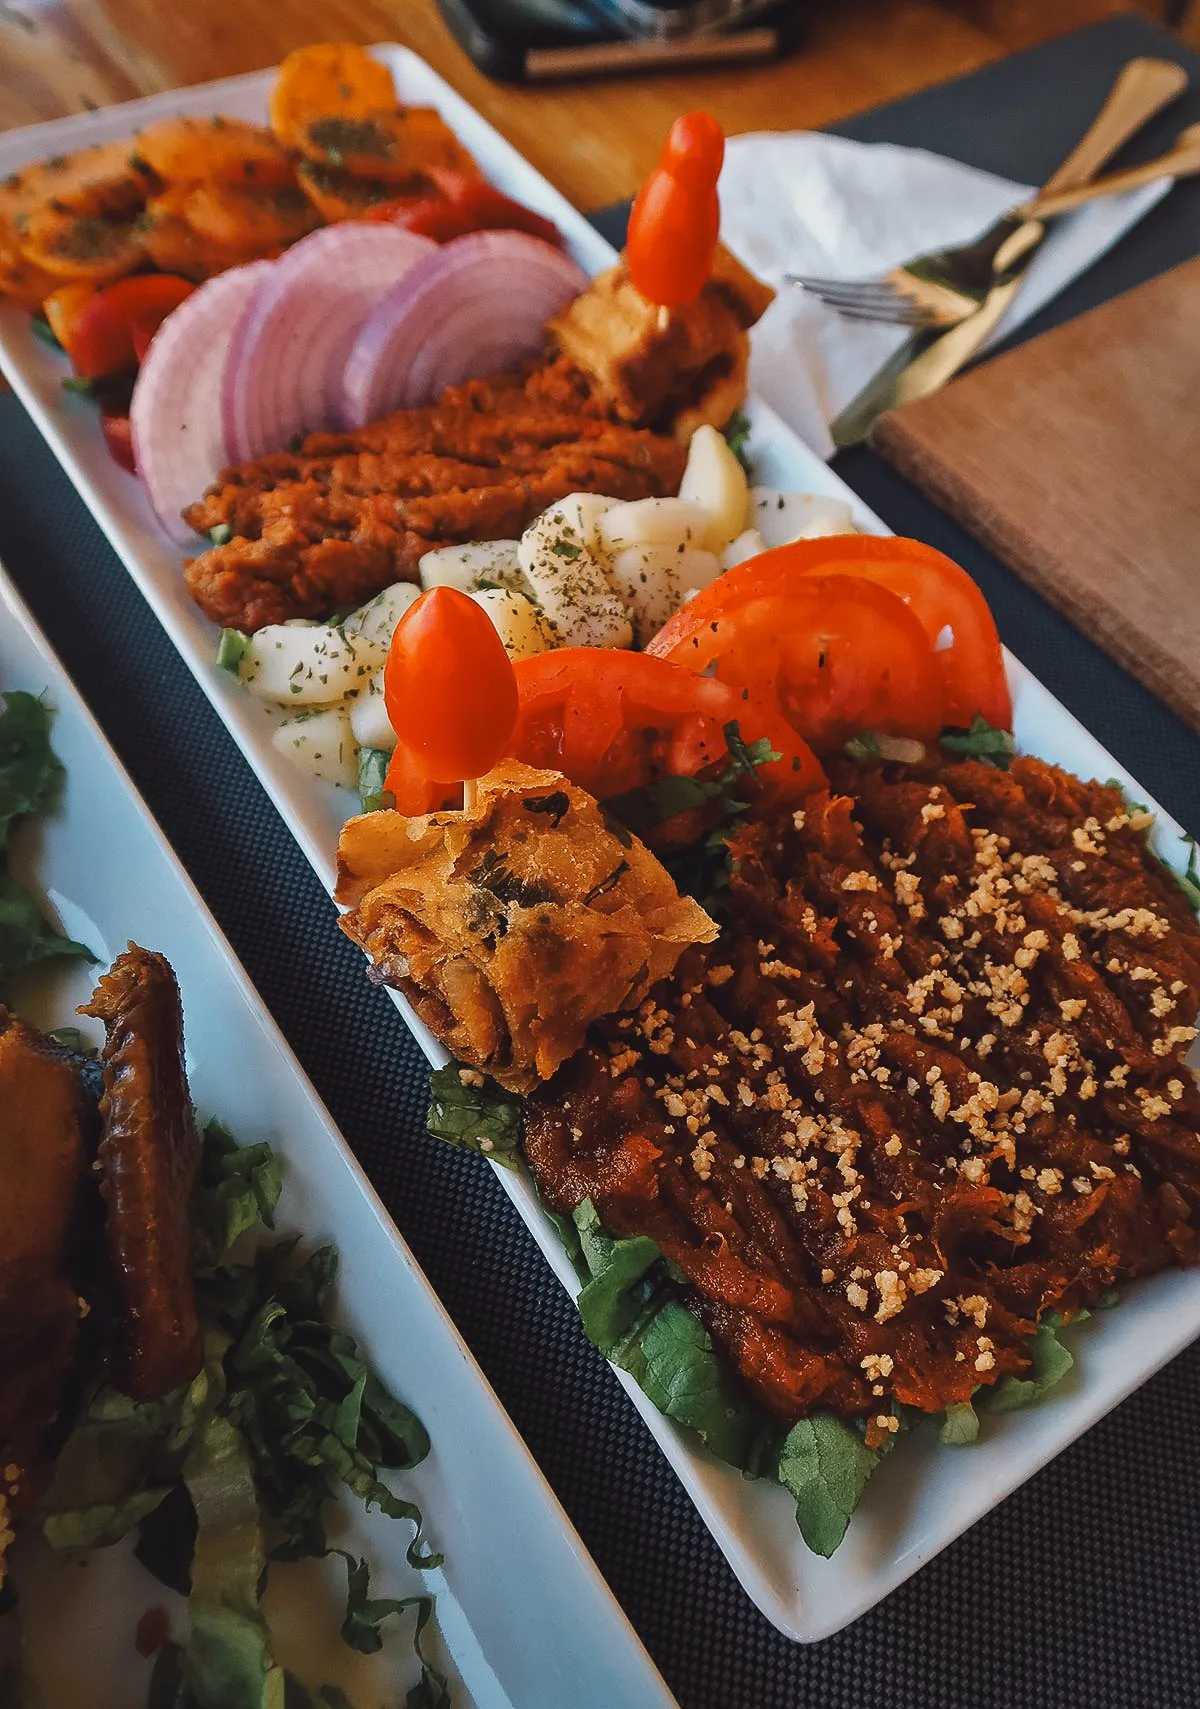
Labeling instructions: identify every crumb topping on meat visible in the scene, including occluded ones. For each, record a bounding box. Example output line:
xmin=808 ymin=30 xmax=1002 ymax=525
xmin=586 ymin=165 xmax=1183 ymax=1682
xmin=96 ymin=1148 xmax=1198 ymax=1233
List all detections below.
xmin=523 ymin=756 xmax=1200 ymax=1438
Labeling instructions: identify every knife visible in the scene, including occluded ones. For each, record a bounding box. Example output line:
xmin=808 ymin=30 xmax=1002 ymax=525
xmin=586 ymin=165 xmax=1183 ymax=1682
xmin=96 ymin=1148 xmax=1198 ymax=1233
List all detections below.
xmin=830 ymin=221 xmax=1044 ymax=448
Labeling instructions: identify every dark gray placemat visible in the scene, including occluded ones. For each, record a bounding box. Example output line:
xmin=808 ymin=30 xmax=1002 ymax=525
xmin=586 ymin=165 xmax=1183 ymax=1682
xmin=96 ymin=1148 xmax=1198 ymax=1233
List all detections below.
xmin=2 ymin=16 xmax=1200 ymax=1707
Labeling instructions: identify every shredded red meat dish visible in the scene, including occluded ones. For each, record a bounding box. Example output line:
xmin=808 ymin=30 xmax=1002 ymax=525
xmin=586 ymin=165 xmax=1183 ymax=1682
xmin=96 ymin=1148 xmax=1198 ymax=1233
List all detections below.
xmin=523 ymin=755 xmax=1200 ymax=1446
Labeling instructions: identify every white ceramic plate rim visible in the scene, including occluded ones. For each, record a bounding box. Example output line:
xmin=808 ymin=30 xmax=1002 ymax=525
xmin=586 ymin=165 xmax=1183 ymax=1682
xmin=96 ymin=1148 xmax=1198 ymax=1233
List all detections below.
xmin=1 ymin=51 xmax=1198 ymax=1645
xmin=0 ymin=561 xmax=678 ymax=1708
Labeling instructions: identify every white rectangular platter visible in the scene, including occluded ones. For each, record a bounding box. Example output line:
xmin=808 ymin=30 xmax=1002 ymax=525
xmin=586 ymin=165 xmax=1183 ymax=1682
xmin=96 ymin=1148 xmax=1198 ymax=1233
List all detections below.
xmin=0 ymin=562 xmax=678 ymax=1708
xmin=2 ymin=49 xmax=1199 ymax=1645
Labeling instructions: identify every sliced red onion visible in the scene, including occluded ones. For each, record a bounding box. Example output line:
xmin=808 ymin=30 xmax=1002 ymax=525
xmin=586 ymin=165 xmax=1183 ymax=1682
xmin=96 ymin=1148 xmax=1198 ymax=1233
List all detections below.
xmin=221 ymin=224 xmax=436 ymax=463
xmin=341 ymin=230 xmax=589 ymax=428
xmin=130 ymin=260 xmax=273 ymax=547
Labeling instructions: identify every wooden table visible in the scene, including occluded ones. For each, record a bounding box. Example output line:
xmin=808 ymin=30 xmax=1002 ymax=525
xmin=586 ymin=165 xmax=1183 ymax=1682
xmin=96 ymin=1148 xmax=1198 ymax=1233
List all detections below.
xmin=0 ymin=0 xmax=1183 ymax=211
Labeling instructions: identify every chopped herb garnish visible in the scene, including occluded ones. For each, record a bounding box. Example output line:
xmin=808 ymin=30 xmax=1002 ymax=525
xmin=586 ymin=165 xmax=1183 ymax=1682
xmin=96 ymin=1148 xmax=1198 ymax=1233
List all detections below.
xmin=215 ymin=628 xmax=251 ymax=675
xmin=939 ymin=713 xmax=1016 ymax=769
xmin=722 ymin=408 xmax=753 ymax=477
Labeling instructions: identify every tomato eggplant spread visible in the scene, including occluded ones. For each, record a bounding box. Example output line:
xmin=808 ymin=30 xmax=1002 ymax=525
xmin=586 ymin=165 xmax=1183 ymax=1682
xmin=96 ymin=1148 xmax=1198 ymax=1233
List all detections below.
xmin=524 ymin=755 xmax=1200 ymax=1445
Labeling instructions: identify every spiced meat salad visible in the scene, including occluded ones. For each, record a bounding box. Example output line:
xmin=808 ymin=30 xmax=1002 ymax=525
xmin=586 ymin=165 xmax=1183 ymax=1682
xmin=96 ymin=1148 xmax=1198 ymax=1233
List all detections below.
xmin=523 ymin=756 xmax=1200 ymax=1446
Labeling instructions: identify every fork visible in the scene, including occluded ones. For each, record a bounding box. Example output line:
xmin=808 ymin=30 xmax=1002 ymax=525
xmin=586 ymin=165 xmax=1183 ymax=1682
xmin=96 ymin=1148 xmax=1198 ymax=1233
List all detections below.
xmin=785 ymin=58 xmax=1191 ymax=328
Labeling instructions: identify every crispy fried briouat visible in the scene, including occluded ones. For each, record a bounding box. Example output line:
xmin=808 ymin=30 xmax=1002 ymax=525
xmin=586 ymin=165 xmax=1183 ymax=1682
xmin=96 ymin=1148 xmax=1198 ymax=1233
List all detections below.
xmin=336 ymin=760 xmax=717 ymax=1092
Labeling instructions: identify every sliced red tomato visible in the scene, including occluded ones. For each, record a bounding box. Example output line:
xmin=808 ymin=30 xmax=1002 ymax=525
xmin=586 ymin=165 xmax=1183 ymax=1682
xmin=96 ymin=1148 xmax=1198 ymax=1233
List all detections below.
xmin=100 ymin=409 xmax=136 ymax=474
xmin=366 ymin=170 xmax=564 ymax=248
xmin=506 ymin=648 xmax=824 ymax=804
xmin=59 ymin=274 xmax=195 ymax=378
xmin=685 ymin=534 xmax=1011 ymax=731
xmin=648 ymin=571 xmax=945 ymax=754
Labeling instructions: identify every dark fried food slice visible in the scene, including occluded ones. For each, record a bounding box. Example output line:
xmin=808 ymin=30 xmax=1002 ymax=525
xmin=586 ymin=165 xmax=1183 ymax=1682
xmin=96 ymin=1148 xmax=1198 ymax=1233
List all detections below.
xmin=0 ymin=1012 xmax=94 ymax=1568
xmin=80 ymin=946 xmax=203 ymax=1402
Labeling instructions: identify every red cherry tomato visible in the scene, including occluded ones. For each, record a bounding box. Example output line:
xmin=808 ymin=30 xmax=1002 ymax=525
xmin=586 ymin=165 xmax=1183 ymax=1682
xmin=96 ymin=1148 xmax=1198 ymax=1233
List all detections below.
xmin=100 ymin=409 xmax=137 ymax=475
xmin=384 ymin=587 xmax=518 ymax=783
xmin=506 ymin=648 xmax=823 ymax=804
xmin=627 ymin=111 xmax=724 ymax=309
xmin=648 ymin=571 xmax=945 ymax=754
xmin=382 ymin=737 xmax=461 ymax=816
xmin=731 ymin=535 xmax=1012 ymax=731
xmin=56 ymin=274 xmax=195 ymax=378
xmin=365 ymin=170 xmax=564 ymax=248
xmin=662 ymin=111 xmax=726 ymax=183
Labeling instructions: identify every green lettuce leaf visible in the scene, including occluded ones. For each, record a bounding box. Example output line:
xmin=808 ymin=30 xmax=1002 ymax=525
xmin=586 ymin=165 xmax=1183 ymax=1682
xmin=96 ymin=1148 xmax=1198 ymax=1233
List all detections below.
xmin=426 ymin=1063 xmax=522 ymax=1168
xmin=193 ymin=1119 xmax=283 ymax=1268
xmin=938 ymin=1400 xmax=981 ymax=1446
xmin=981 ymin=1315 xmax=1076 ymax=1414
xmin=775 ymin=1414 xmax=880 ymax=1558
xmin=572 ymin=1200 xmax=773 ymax=1471
xmin=0 ymin=691 xmax=62 ymax=840
xmin=0 ymin=861 xmax=93 ymax=998
xmin=357 ymin=748 xmax=394 ymax=814
xmin=182 ymin=1411 xmax=286 ymax=1709
xmin=0 ymin=692 xmax=93 ymax=995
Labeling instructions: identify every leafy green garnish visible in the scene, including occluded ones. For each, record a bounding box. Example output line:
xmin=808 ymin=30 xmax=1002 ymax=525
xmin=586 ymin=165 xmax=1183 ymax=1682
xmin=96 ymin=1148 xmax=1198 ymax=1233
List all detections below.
xmin=357 ymin=747 xmax=394 ymax=814
xmin=33 ymin=1122 xmax=438 ymax=1709
xmin=844 ymin=731 xmax=883 ymax=762
xmin=0 ymin=691 xmax=93 ymax=997
xmin=61 ymin=373 xmax=100 ymax=394
xmin=1106 ymin=778 xmax=1200 ymax=915
xmin=1175 ymin=838 xmax=1200 ymax=912
xmin=30 ymin=315 xmax=62 ymax=350
xmin=606 ymin=720 xmax=777 ymax=841
xmin=572 ymin=1200 xmax=774 ymax=1472
xmin=722 ymin=408 xmax=753 ymax=477
xmin=0 ymin=690 xmax=63 ymax=840
xmin=332 ymin=1552 xmax=449 ymax=1705
xmin=216 ymin=629 xmax=251 ymax=675
xmin=980 ymin=1314 xmax=1076 ymax=1414
xmin=775 ymin=1413 xmax=880 ymax=1558
xmin=939 ymin=713 xmax=1016 ymax=769
xmin=209 ymin=523 xmax=234 ymax=547
xmin=938 ymin=1400 xmax=981 ymax=1446
xmin=426 ymin=1062 xmax=522 ymax=1168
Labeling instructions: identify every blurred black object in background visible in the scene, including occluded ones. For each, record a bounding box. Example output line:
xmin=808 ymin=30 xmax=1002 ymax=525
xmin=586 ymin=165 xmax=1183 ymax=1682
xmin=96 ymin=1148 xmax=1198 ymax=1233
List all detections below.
xmin=434 ymin=0 xmax=804 ymax=82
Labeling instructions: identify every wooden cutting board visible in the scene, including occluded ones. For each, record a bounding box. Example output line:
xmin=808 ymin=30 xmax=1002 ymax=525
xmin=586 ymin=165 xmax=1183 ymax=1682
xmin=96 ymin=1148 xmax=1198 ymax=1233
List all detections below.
xmin=871 ymin=256 xmax=1200 ymax=734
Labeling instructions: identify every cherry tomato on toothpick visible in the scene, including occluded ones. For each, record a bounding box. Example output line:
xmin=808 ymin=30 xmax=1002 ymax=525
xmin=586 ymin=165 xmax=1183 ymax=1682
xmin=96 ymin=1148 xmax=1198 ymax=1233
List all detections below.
xmin=627 ymin=111 xmax=725 ymax=309
xmin=383 ymin=586 xmax=518 ymax=786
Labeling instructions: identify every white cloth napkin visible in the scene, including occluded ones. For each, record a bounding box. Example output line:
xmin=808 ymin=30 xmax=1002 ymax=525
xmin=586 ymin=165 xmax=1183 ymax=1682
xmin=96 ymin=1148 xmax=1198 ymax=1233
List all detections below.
xmin=718 ymin=131 xmax=1169 ymax=458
